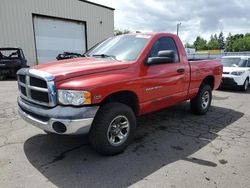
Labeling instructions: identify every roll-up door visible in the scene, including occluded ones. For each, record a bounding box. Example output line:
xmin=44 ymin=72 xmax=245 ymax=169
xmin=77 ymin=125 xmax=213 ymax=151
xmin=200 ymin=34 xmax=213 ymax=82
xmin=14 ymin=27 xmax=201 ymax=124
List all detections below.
xmin=33 ymin=16 xmax=86 ymax=64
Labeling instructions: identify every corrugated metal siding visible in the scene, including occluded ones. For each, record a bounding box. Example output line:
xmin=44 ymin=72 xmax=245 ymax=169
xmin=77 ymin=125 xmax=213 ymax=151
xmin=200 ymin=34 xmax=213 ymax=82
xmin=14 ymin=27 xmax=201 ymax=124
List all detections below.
xmin=0 ymin=0 xmax=114 ymax=66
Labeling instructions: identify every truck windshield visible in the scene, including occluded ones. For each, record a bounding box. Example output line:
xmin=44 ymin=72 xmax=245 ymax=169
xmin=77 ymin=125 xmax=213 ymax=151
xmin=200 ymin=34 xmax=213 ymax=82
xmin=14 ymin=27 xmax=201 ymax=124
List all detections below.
xmin=0 ymin=49 xmax=21 ymax=60
xmin=86 ymin=35 xmax=151 ymax=61
xmin=221 ymin=58 xmax=247 ymax=67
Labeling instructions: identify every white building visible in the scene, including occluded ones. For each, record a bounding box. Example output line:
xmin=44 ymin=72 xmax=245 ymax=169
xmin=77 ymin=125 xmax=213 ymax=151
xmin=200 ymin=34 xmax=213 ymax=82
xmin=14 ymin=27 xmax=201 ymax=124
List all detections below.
xmin=0 ymin=0 xmax=114 ymax=65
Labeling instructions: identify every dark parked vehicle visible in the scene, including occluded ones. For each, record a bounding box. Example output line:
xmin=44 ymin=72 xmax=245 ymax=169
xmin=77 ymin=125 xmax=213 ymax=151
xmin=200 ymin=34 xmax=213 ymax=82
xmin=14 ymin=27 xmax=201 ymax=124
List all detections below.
xmin=0 ymin=48 xmax=28 ymax=79
xmin=56 ymin=52 xmax=82 ymax=60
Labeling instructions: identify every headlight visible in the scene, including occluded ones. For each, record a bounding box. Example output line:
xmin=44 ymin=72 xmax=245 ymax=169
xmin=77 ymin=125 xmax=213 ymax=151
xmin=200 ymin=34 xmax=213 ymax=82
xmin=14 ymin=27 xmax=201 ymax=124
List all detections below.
xmin=231 ymin=71 xmax=245 ymax=76
xmin=58 ymin=90 xmax=91 ymax=106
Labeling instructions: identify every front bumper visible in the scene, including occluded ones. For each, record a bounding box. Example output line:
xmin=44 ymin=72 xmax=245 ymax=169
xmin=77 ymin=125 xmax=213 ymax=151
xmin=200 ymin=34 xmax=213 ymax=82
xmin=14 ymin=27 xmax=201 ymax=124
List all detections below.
xmin=220 ymin=77 xmax=238 ymax=88
xmin=18 ymin=97 xmax=99 ymax=135
xmin=220 ymin=74 xmax=246 ymax=88
xmin=222 ymin=74 xmax=247 ymax=86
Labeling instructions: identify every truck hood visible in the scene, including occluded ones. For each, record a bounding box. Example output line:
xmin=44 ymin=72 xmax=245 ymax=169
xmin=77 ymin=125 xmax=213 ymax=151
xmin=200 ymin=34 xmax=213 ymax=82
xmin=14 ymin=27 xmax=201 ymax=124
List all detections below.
xmin=223 ymin=66 xmax=248 ymax=73
xmin=33 ymin=58 xmax=130 ymax=81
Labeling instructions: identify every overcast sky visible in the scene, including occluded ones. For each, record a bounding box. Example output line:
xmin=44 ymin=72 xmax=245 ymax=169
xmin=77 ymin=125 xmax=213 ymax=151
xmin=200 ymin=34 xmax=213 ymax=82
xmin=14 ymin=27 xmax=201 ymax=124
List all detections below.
xmin=90 ymin=0 xmax=250 ymax=44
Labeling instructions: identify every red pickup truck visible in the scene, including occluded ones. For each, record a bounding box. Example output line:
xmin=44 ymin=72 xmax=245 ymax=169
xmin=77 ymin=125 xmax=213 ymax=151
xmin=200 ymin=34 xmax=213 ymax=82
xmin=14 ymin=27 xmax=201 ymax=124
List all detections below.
xmin=17 ymin=33 xmax=222 ymax=155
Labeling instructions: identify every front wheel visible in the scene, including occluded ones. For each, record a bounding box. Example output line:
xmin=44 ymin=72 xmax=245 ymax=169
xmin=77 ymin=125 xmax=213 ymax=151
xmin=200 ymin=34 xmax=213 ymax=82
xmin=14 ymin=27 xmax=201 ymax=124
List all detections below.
xmin=240 ymin=78 xmax=249 ymax=91
xmin=190 ymin=84 xmax=212 ymax=115
xmin=89 ymin=102 xmax=136 ymax=156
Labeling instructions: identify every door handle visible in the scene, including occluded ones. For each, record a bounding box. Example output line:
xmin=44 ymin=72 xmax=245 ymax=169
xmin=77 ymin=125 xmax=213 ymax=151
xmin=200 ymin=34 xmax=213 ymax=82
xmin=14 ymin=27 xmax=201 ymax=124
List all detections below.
xmin=177 ymin=68 xmax=185 ymax=74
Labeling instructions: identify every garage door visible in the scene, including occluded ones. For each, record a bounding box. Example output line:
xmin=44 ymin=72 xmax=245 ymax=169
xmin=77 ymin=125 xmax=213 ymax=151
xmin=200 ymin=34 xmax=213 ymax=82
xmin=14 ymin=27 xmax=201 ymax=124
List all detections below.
xmin=33 ymin=16 xmax=86 ymax=64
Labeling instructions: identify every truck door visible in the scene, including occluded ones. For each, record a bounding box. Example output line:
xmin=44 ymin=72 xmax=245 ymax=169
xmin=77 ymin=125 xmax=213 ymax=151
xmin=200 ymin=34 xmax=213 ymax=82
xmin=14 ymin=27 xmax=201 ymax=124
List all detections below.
xmin=142 ymin=36 xmax=189 ymax=109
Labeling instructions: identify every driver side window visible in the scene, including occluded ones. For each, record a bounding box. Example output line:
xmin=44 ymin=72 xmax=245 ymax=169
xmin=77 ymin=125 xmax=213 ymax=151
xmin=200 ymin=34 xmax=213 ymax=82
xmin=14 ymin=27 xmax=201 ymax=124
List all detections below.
xmin=149 ymin=37 xmax=180 ymax=62
xmin=241 ymin=60 xmax=248 ymax=67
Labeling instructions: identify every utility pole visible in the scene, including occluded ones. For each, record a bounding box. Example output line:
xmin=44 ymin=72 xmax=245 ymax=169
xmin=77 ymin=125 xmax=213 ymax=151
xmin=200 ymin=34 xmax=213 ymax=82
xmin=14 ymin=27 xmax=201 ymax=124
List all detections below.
xmin=177 ymin=22 xmax=181 ymax=36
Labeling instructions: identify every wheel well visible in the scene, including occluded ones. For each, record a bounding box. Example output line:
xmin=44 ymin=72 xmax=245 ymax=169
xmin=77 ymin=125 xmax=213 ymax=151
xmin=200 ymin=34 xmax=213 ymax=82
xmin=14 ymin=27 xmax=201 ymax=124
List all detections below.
xmin=201 ymin=76 xmax=215 ymax=90
xmin=101 ymin=91 xmax=139 ymax=116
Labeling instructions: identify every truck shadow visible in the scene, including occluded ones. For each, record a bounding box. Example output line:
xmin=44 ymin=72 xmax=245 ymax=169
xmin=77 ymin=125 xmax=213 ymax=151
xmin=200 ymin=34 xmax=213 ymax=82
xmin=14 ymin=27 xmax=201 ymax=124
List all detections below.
xmin=23 ymin=102 xmax=243 ymax=188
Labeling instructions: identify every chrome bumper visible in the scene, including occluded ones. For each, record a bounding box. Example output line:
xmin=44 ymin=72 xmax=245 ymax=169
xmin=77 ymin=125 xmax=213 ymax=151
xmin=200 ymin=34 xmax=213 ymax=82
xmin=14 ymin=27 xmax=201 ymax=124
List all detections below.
xmin=18 ymin=97 xmax=99 ymax=135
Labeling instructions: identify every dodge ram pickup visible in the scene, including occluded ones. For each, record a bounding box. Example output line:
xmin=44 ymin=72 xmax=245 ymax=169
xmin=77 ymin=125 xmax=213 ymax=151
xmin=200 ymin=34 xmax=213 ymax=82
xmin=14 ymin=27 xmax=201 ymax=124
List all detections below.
xmin=17 ymin=33 xmax=222 ymax=155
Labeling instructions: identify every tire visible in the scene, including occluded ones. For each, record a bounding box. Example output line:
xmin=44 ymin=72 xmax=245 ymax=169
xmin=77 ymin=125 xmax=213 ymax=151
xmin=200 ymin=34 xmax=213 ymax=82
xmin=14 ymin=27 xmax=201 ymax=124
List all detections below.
xmin=89 ymin=102 xmax=136 ymax=156
xmin=240 ymin=78 xmax=249 ymax=91
xmin=190 ymin=84 xmax=212 ymax=115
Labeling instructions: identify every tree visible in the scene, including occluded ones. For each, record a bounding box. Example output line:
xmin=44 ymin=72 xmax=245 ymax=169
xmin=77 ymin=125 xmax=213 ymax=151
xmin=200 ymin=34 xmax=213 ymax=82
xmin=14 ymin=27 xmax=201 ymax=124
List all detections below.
xmin=214 ymin=34 xmax=218 ymax=40
xmin=218 ymin=32 xmax=225 ymax=50
xmin=231 ymin=35 xmax=250 ymax=52
xmin=188 ymin=32 xmax=250 ymax=52
xmin=185 ymin=42 xmax=194 ymax=48
xmin=207 ymin=35 xmax=220 ymax=50
xmin=225 ymin=32 xmax=233 ymax=52
xmin=245 ymin=33 xmax=250 ymax=37
xmin=193 ymin=36 xmax=207 ymax=50
xmin=225 ymin=33 xmax=249 ymax=52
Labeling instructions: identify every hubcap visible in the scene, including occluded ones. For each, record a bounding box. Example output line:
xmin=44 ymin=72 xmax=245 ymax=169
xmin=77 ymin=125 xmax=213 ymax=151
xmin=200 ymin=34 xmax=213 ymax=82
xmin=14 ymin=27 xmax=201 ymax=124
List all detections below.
xmin=201 ymin=91 xmax=210 ymax=109
xmin=107 ymin=115 xmax=130 ymax=146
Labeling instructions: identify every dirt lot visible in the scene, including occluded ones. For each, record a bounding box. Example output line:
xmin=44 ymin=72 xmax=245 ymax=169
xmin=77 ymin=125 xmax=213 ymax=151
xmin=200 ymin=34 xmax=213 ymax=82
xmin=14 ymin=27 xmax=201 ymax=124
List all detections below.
xmin=0 ymin=80 xmax=250 ymax=188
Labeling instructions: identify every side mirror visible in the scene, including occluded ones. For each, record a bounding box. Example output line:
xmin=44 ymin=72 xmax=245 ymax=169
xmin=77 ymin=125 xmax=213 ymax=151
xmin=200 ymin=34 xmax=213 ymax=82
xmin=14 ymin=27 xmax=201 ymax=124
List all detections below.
xmin=158 ymin=50 xmax=175 ymax=59
xmin=146 ymin=50 xmax=175 ymax=65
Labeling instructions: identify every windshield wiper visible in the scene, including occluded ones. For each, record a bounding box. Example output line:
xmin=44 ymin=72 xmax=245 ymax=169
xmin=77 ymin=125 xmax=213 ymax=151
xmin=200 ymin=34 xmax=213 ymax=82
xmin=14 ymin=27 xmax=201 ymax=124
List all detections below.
xmin=82 ymin=53 xmax=88 ymax=57
xmin=92 ymin=54 xmax=117 ymax=60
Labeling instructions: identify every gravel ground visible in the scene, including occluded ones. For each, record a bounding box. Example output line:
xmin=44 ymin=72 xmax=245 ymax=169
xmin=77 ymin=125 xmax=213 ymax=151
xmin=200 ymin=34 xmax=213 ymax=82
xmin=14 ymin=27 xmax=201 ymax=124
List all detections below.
xmin=0 ymin=80 xmax=250 ymax=188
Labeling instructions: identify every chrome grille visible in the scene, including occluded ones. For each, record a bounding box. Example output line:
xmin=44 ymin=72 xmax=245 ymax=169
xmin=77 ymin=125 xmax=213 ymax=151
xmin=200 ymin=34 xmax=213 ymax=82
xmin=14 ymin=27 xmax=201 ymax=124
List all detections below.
xmin=17 ymin=68 xmax=57 ymax=107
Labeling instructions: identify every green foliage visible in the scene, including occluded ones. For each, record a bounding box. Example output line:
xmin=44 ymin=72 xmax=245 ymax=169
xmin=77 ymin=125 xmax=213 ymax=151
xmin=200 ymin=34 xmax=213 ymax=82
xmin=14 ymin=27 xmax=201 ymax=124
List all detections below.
xmin=225 ymin=33 xmax=250 ymax=52
xmin=193 ymin=36 xmax=208 ymax=50
xmin=225 ymin=32 xmax=233 ymax=51
xmin=185 ymin=42 xmax=194 ymax=48
xmin=190 ymin=32 xmax=250 ymax=52
xmin=245 ymin=33 xmax=250 ymax=37
xmin=207 ymin=35 xmax=220 ymax=50
xmin=230 ymin=36 xmax=250 ymax=52
xmin=218 ymin=32 xmax=225 ymax=50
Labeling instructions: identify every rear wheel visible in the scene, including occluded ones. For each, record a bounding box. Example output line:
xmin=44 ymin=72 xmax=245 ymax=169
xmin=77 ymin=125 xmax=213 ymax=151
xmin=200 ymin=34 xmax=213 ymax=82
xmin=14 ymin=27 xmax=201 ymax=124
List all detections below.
xmin=89 ymin=102 xmax=136 ymax=156
xmin=240 ymin=78 xmax=249 ymax=91
xmin=190 ymin=84 xmax=212 ymax=115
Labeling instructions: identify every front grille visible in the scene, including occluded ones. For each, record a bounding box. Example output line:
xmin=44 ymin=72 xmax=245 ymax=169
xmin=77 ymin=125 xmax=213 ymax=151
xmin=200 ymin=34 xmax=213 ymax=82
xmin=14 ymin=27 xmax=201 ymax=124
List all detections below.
xmin=30 ymin=90 xmax=49 ymax=103
xmin=20 ymin=86 xmax=27 ymax=96
xmin=221 ymin=77 xmax=237 ymax=85
xmin=19 ymin=75 xmax=26 ymax=83
xmin=17 ymin=69 xmax=56 ymax=107
xmin=223 ymin=72 xmax=230 ymax=74
xmin=30 ymin=77 xmax=47 ymax=88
